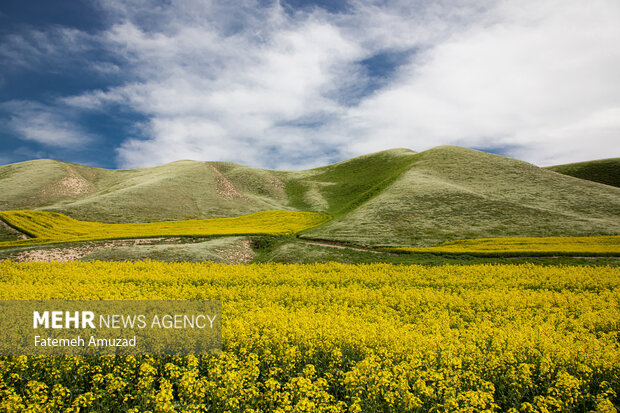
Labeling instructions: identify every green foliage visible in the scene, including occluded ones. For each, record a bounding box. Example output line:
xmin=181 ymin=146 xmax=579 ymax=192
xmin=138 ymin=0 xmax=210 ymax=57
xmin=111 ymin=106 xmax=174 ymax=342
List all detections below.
xmin=279 ymin=148 xmax=418 ymax=217
xmin=547 ymin=158 xmax=620 ymax=188
xmin=0 ymin=223 xmax=22 ymax=242
xmin=253 ymin=238 xmax=620 ymax=266
xmin=303 ymin=146 xmax=620 ymax=246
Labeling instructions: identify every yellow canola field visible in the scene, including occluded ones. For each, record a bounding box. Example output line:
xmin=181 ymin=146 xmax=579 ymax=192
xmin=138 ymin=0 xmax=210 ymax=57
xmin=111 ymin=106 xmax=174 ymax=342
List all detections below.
xmin=0 ymin=210 xmax=330 ymax=248
xmin=0 ymin=261 xmax=618 ymax=412
xmin=397 ymin=235 xmax=620 ymax=256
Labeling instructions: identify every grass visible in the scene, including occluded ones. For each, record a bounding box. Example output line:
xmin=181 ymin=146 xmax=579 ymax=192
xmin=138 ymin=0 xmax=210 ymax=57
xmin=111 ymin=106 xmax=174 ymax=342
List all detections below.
xmin=2 ymin=235 xmax=618 ymax=266
xmin=0 ymin=159 xmax=295 ymax=223
xmin=0 ymin=223 xmax=21 ymax=242
xmin=249 ymin=236 xmax=620 ymax=266
xmin=396 ymin=234 xmax=620 ymax=257
xmin=0 ymin=210 xmax=330 ymax=249
xmin=277 ymin=148 xmax=419 ymax=217
xmin=301 ymin=146 xmax=620 ymax=246
xmin=547 ymin=158 xmax=620 ymax=188
xmin=1 ymin=146 xmax=619 ymax=248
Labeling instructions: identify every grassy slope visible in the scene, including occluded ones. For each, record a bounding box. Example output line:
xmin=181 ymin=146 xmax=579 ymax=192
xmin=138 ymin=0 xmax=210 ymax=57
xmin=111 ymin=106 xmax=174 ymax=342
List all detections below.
xmin=1 ymin=147 xmax=619 ymax=249
xmin=0 ymin=159 xmax=292 ymax=223
xmin=0 ymin=149 xmax=418 ymax=223
xmin=546 ymin=158 xmax=620 ymax=188
xmin=251 ymin=237 xmax=620 ymax=267
xmin=0 ymin=224 xmax=21 ymax=242
xmin=276 ymin=148 xmax=418 ymax=217
xmin=82 ymin=236 xmax=255 ymax=263
xmin=302 ymin=146 xmax=620 ymax=246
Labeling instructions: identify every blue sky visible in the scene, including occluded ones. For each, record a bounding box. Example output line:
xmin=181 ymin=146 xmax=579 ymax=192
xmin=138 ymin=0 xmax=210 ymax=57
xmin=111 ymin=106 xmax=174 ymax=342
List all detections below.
xmin=1 ymin=0 xmax=619 ymax=169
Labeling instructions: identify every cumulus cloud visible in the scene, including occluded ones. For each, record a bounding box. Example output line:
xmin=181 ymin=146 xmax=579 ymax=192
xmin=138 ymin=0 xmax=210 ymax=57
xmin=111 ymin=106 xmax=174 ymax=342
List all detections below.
xmin=342 ymin=0 xmax=620 ymax=165
xmin=6 ymin=0 xmax=620 ymax=168
xmin=80 ymin=3 xmax=366 ymax=168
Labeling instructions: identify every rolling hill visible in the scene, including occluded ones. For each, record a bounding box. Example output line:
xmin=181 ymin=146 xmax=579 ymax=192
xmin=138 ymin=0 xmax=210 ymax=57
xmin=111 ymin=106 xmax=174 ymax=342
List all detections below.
xmin=302 ymin=146 xmax=620 ymax=246
xmin=1 ymin=146 xmax=619 ymax=247
xmin=546 ymin=158 xmax=620 ymax=188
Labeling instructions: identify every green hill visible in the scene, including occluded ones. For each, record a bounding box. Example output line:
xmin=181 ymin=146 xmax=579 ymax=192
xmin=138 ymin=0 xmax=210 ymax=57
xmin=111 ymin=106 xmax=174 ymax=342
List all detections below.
xmin=0 ymin=159 xmax=292 ymax=222
xmin=546 ymin=158 xmax=620 ymax=188
xmin=1 ymin=146 xmax=619 ymax=247
xmin=0 ymin=149 xmax=419 ymax=223
xmin=301 ymin=146 xmax=620 ymax=246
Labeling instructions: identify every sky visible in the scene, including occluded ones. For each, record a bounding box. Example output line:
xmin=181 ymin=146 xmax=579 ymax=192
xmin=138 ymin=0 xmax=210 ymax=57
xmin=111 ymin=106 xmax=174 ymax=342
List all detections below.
xmin=1 ymin=0 xmax=619 ymax=170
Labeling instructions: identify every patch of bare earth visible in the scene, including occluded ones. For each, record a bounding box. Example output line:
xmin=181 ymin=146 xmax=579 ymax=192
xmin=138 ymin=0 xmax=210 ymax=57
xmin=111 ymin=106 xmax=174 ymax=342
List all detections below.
xmin=209 ymin=165 xmax=245 ymax=200
xmin=1 ymin=220 xmax=29 ymax=240
xmin=267 ymin=174 xmax=287 ymax=199
xmin=41 ymin=166 xmax=95 ymax=198
xmin=215 ymin=240 xmax=256 ymax=264
xmin=10 ymin=238 xmax=168 ymax=262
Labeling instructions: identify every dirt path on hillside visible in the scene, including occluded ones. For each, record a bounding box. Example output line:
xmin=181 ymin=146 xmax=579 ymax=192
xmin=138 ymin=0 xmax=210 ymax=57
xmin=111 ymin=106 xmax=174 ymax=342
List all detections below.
xmin=300 ymin=241 xmax=397 ymax=255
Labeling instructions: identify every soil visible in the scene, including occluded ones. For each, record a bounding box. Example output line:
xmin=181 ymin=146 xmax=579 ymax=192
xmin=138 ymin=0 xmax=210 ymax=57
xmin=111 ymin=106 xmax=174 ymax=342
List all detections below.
xmin=41 ymin=165 xmax=95 ymax=197
xmin=215 ymin=240 xmax=256 ymax=264
xmin=210 ymin=165 xmax=245 ymax=200
xmin=9 ymin=238 xmax=169 ymax=262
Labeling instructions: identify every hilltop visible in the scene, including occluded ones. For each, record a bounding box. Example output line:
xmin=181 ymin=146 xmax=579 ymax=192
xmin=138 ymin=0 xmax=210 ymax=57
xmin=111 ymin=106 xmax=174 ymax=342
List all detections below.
xmin=1 ymin=146 xmax=619 ymax=247
xmin=546 ymin=158 xmax=620 ymax=188
xmin=300 ymin=146 xmax=620 ymax=246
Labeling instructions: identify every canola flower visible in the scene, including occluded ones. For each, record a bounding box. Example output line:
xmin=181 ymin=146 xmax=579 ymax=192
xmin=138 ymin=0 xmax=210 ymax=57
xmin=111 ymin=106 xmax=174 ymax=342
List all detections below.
xmin=397 ymin=235 xmax=620 ymax=256
xmin=0 ymin=210 xmax=330 ymax=249
xmin=0 ymin=261 xmax=618 ymax=412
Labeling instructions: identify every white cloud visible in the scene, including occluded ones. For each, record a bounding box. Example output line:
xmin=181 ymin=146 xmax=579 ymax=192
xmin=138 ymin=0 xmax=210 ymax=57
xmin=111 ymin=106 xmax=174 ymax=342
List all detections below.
xmin=340 ymin=0 xmax=620 ymax=165
xmin=95 ymin=4 xmax=365 ymax=168
xmin=16 ymin=0 xmax=620 ymax=168
xmin=2 ymin=101 xmax=93 ymax=147
xmin=0 ymin=27 xmax=96 ymax=71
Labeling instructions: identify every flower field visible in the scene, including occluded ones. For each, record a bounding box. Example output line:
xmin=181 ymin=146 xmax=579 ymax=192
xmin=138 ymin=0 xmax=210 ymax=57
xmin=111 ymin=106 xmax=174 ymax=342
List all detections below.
xmin=396 ymin=235 xmax=620 ymax=257
xmin=0 ymin=261 xmax=618 ymax=412
xmin=0 ymin=210 xmax=330 ymax=249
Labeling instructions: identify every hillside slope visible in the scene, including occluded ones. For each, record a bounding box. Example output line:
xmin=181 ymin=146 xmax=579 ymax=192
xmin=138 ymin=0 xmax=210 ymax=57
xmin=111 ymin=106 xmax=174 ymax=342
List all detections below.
xmin=301 ymin=146 xmax=620 ymax=246
xmin=0 ymin=159 xmax=292 ymax=222
xmin=0 ymin=149 xmax=418 ymax=223
xmin=546 ymin=158 xmax=620 ymax=188
xmin=1 ymin=146 xmax=619 ymax=246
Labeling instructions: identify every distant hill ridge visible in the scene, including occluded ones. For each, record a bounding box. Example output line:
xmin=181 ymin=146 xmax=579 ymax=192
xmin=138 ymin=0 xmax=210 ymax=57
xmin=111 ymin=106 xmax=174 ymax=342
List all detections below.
xmin=546 ymin=158 xmax=620 ymax=188
xmin=1 ymin=146 xmax=619 ymax=246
